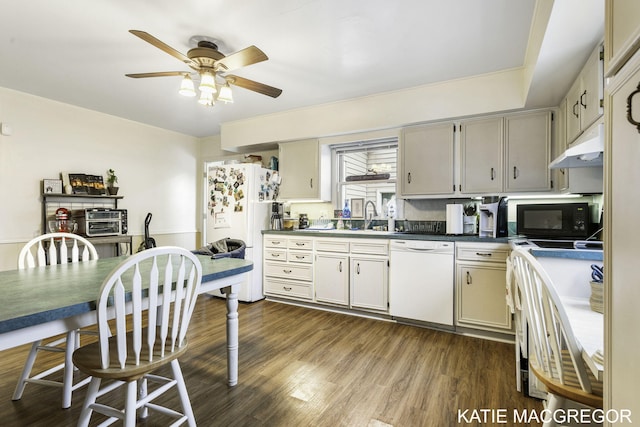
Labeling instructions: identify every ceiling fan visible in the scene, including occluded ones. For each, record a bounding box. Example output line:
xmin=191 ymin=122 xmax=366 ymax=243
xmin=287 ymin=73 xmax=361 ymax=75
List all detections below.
xmin=126 ymin=30 xmax=282 ymax=106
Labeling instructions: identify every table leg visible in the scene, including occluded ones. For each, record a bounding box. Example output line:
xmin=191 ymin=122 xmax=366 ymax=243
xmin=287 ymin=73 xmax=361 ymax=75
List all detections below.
xmin=225 ymin=285 xmax=239 ymax=386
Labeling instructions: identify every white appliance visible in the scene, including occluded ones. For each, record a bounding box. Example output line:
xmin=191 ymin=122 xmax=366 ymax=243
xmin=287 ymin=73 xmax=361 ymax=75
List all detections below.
xmin=204 ymin=163 xmax=279 ymax=302
xmin=389 ymin=240 xmax=454 ymax=326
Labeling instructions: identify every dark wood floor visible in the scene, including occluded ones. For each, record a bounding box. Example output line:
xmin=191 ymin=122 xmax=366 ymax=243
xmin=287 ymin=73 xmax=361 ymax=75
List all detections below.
xmin=1 ymin=296 xmax=542 ymax=426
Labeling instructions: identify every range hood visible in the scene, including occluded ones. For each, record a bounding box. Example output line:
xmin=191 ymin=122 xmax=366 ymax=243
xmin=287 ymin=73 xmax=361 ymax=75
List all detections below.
xmin=549 ymin=121 xmax=604 ymax=169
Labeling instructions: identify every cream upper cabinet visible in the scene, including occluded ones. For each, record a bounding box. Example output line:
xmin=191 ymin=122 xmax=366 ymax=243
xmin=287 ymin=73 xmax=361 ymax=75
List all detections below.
xmin=504 ymin=111 xmax=551 ymax=192
xmin=460 ymin=117 xmax=504 ymax=194
xmin=605 ymin=0 xmax=640 ymax=76
xmin=399 ymin=122 xmax=455 ymax=197
xmin=278 ymin=139 xmax=331 ymax=201
xmin=565 ymin=44 xmax=604 ymax=144
xmin=461 ymin=111 xmax=551 ymax=194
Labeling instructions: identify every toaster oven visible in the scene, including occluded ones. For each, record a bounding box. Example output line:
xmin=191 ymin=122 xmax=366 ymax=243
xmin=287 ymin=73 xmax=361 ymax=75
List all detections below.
xmin=73 ymin=208 xmax=128 ymax=237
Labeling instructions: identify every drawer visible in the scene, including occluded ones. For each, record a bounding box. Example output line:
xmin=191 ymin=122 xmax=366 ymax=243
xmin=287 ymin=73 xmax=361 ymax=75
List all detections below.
xmin=264 ymin=261 xmax=313 ymax=281
xmin=288 ymin=250 xmax=313 ymax=263
xmin=456 ymin=247 xmax=509 ymax=263
xmin=264 ymin=248 xmax=287 ymax=262
xmin=264 ymin=278 xmax=313 ymax=300
xmin=287 ymin=238 xmax=313 ymax=250
xmin=350 ymin=240 xmax=389 ymax=256
xmin=315 ymin=239 xmax=350 ymax=253
xmin=264 ymin=237 xmax=287 ymax=248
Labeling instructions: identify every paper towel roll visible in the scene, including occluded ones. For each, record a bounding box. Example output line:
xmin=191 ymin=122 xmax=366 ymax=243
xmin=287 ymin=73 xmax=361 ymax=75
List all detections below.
xmin=446 ymin=204 xmax=464 ymax=235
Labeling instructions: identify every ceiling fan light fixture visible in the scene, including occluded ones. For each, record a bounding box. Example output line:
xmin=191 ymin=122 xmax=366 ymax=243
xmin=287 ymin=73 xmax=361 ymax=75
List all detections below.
xmin=218 ymin=82 xmax=234 ymax=104
xmin=199 ymin=71 xmax=217 ymax=94
xmin=198 ymin=91 xmax=215 ymax=106
xmin=178 ymin=74 xmax=196 ymax=97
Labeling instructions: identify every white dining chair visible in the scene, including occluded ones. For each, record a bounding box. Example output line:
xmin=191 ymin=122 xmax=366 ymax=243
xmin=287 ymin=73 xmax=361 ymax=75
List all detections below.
xmin=13 ymin=232 xmax=99 ymax=409
xmin=510 ymin=248 xmax=602 ymax=427
xmin=73 ymin=246 xmax=202 ymax=427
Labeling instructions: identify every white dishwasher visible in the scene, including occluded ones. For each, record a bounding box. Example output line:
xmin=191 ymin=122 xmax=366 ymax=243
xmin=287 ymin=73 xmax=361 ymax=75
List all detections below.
xmin=389 ymin=240 xmax=454 ymax=326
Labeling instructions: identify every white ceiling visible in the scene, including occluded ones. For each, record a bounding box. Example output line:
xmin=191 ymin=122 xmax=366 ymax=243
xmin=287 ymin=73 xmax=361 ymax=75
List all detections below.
xmin=0 ymin=0 xmax=603 ymax=138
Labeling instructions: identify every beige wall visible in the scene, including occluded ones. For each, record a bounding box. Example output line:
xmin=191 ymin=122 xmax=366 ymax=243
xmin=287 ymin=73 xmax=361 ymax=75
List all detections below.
xmin=221 ymin=69 xmax=525 ymax=149
xmin=0 ymin=88 xmax=200 ymax=271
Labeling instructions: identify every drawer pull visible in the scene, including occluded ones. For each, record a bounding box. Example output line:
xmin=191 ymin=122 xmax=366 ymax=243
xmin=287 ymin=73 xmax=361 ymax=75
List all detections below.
xmin=283 ymin=269 xmax=292 ymax=274
xmin=339 ymin=261 xmax=342 ymax=272
xmin=295 ymin=242 xmax=305 ymax=246
xmin=283 ymin=286 xmax=292 ymax=291
xmin=466 ymin=271 xmax=472 ymax=285
xmin=295 ymin=255 xmax=305 ymax=259
xmin=475 ymin=252 xmax=492 ymax=257
xmin=271 ymin=241 xmax=281 ymax=245
xmin=271 ymin=253 xmax=280 ymax=258
xmin=356 ymin=263 xmax=360 ymax=274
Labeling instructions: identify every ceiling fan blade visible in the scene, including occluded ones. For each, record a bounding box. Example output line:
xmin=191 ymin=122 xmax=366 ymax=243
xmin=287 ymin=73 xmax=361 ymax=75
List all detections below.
xmin=129 ymin=30 xmax=197 ymax=67
xmin=216 ymin=46 xmax=268 ymax=72
xmin=126 ymin=71 xmax=187 ymax=78
xmin=227 ymin=75 xmax=282 ymax=98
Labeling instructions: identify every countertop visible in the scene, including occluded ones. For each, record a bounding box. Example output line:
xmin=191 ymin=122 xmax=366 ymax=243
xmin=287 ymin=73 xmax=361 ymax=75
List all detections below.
xmin=262 ymin=229 xmax=510 ymax=244
xmin=509 ymin=239 xmax=604 ymax=261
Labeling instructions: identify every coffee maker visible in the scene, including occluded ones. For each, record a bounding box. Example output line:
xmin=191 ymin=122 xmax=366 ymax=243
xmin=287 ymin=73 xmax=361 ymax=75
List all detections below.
xmin=478 ymin=197 xmax=508 ymax=238
xmin=270 ymin=202 xmax=283 ymax=230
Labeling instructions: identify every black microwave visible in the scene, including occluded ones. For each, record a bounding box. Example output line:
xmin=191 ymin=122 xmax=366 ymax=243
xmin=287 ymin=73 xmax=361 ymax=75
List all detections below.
xmin=516 ymin=203 xmax=594 ymax=239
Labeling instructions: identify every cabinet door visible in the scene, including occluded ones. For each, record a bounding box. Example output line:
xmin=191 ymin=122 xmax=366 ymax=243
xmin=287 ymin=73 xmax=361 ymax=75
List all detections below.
xmin=565 ymin=79 xmax=583 ymax=143
xmin=314 ymin=254 xmax=349 ymax=305
xmin=400 ymin=123 xmax=455 ymax=196
xmin=605 ymin=0 xmax=640 ymax=76
xmin=580 ymin=46 xmax=604 ymax=131
xmin=607 ymin=51 xmax=640 ymax=417
xmin=504 ymin=111 xmax=551 ymax=192
xmin=278 ymin=139 xmax=330 ymax=200
xmin=554 ymin=99 xmax=570 ymax=192
xmin=350 ymin=256 xmax=388 ymax=311
xmin=460 ymin=117 xmax=503 ymax=193
xmin=456 ymin=263 xmax=511 ymax=331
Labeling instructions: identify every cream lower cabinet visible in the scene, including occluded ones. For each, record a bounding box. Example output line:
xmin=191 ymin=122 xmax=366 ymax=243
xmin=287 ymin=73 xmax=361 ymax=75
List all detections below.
xmin=265 ymin=234 xmax=389 ymax=313
xmin=455 ymin=242 xmax=512 ymax=333
xmin=314 ymin=239 xmax=350 ymax=306
xmin=263 ymin=235 xmax=314 ymax=301
xmin=350 ymin=240 xmax=389 ymax=312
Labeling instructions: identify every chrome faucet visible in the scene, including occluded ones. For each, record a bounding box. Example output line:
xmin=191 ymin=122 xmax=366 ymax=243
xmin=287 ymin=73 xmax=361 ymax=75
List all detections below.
xmin=364 ymin=200 xmax=378 ymax=230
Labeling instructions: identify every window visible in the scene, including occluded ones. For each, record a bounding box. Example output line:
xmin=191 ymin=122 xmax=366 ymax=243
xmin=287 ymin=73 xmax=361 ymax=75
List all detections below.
xmin=333 ymin=139 xmax=397 ymax=219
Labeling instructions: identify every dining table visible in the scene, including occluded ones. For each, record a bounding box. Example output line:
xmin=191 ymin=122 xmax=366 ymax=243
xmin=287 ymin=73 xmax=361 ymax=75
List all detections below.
xmin=0 ymin=254 xmax=253 ymax=386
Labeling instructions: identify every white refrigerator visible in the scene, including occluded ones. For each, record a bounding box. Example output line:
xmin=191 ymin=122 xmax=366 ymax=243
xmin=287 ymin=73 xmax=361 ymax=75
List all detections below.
xmin=204 ymin=163 xmax=279 ymax=302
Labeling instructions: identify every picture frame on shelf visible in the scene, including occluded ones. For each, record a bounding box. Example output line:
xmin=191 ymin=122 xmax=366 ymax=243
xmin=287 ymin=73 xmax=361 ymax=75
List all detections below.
xmin=43 ymin=179 xmax=63 ymax=194
xmin=351 ymin=198 xmax=364 ymax=218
